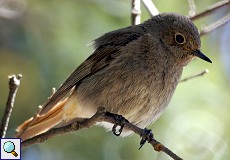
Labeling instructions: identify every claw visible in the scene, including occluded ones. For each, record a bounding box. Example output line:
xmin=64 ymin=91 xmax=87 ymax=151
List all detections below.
xmin=112 ymin=123 xmax=124 ymax=136
xmin=105 ymin=112 xmax=129 ymax=136
xmin=139 ymin=128 xmax=154 ymax=149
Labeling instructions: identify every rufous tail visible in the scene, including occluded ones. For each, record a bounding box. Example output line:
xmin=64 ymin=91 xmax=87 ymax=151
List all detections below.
xmin=16 ymin=98 xmax=67 ymax=141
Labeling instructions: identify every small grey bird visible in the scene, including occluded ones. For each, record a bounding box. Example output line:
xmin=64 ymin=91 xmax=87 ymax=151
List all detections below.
xmin=16 ymin=12 xmax=211 ymax=141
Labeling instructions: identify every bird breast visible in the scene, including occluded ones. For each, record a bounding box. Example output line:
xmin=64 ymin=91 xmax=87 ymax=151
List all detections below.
xmin=76 ymin=47 xmax=183 ymax=129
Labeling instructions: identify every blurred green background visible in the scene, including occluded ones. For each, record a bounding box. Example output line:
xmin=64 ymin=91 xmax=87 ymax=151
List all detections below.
xmin=0 ymin=0 xmax=230 ymax=160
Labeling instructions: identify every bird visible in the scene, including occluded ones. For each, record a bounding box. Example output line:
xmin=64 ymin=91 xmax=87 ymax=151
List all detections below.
xmin=16 ymin=12 xmax=212 ymax=141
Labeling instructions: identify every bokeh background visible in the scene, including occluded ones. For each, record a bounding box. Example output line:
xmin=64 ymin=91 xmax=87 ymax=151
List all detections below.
xmin=0 ymin=0 xmax=230 ymax=160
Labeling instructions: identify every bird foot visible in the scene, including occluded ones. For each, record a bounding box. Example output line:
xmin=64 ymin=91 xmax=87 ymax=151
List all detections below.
xmin=105 ymin=112 xmax=129 ymax=136
xmin=139 ymin=128 xmax=154 ymax=149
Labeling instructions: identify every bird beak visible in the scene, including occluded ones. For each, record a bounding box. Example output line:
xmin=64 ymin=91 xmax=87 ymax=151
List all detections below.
xmin=193 ymin=50 xmax=212 ymax=63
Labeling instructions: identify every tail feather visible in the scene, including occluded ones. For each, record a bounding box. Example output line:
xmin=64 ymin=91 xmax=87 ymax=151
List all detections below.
xmin=16 ymin=98 xmax=67 ymax=141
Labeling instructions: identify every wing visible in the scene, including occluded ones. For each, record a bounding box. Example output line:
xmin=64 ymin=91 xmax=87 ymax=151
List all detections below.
xmin=39 ymin=25 xmax=146 ymax=115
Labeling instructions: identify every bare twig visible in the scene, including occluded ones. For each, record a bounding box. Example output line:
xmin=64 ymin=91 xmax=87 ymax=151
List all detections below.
xmin=131 ymin=0 xmax=141 ymax=25
xmin=22 ymin=108 xmax=182 ymax=160
xmin=180 ymin=70 xmax=209 ymax=83
xmin=141 ymin=0 xmax=159 ymax=16
xmin=200 ymin=13 xmax=230 ymax=36
xmin=187 ymin=0 xmax=196 ymax=16
xmin=190 ymin=0 xmax=230 ymax=21
xmin=0 ymin=74 xmax=22 ymax=138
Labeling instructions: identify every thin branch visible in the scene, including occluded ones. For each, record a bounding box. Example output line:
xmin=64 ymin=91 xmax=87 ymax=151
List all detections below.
xmin=22 ymin=108 xmax=182 ymax=160
xmin=0 ymin=74 xmax=22 ymax=138
xmin=141 ymin=0 xmax=159 ymax=17
xmin=200 ymin=13 xmax=230 ymax=36
xmin=180 ymin=69 xmax=209 ymax=83
xmin=131 ymin=0 xmax=141 ymax=25
xmin=189 ymin=0 xmax=230 ymax=21
xmin=187 ymin=0 xmax=196 ymax=17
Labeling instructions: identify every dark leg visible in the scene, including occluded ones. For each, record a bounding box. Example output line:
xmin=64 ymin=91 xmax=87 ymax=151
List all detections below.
xmin=139 ymin=128 xmax=154 ymax=149
xmin=105 ymin=112 xmax=129 ymax=136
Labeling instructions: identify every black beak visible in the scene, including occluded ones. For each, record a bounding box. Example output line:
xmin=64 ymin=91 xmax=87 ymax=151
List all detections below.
xmin=193 ymin=50 xmax=212 ymax=63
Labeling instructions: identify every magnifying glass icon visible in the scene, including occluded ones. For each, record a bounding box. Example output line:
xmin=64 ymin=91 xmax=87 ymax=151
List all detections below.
xmin=3 ymin=141 xmax=18 ymax=157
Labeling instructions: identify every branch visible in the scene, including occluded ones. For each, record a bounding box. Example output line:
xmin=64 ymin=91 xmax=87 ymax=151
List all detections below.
xmin=189 ymin=0 xmax=230 ymax=21
xmin=141 ymin=0 xmax=159 ymax=17
xmin=187 ymin=0 xmax=196 ymax=17
xmin=200 ymin=13 xmax=230 ymax=36
xmin=22 ymin=108 xmax=183 ymax=160
xmin=131 ymin=0 xmax=141 ymax=25
xmin=0 ymin=74 xmax=22 ymax=138
xmin=180 ymin=69 xmax=209 ymax=83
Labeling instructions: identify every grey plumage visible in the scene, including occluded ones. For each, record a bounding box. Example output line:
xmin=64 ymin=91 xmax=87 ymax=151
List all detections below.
xmin=16 ymin=13 xmax=211 ymax=140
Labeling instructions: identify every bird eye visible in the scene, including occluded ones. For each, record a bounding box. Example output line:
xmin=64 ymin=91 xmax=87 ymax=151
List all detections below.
xmin=175 ymin=33 xmax=186 ymax=44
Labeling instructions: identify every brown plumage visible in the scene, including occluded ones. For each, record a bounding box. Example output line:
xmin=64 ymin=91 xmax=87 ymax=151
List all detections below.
xmin=16 ymin=13 xmax=211 ymax=141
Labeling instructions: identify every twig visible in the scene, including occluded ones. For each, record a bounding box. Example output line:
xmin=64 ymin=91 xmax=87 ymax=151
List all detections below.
xmin=0 ymin=74 xmax=22 ymax=138
xmin=180 ymin=69 xmax=209 ymax=83
xmin=200 ymin=13 xmax=230 ymax=36
xmin=22 ymin=108 xmax=183 ymax=160
xmin=189 ymin=0 xmax=230 ymax=21
xmin=187 ymin=0 xmax=196 ymax=17
xmin=131 ymin=0 xmax=141 ymax=25
xmin=141 ymin=0 xmax=159 ymax=17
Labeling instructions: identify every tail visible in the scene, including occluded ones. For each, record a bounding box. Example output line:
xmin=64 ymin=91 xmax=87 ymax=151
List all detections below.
xmin=16 ymin=98 xmax=68 ymax=141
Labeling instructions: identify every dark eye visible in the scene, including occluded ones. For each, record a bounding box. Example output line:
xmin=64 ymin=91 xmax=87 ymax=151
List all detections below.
xmin=175 ymin=33 xmax=186 ymax=44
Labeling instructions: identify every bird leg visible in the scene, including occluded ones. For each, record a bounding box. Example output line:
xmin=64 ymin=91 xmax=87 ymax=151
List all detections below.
xmin=139 ymin=128 xmax=154 ymax=149
xmin=105 ymin=112 xmax=129 ymax=136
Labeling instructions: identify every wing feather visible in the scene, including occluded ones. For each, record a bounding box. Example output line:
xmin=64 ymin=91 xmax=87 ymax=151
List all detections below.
xmin=39 ymin=26 xmax=145 ymax=115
